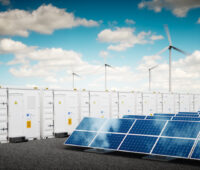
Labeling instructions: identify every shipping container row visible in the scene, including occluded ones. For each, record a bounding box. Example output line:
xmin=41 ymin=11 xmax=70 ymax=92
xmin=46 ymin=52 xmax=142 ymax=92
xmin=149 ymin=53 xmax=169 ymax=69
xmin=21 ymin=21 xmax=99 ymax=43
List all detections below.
xmin=0 ymin=88 xmax=200 ymax=143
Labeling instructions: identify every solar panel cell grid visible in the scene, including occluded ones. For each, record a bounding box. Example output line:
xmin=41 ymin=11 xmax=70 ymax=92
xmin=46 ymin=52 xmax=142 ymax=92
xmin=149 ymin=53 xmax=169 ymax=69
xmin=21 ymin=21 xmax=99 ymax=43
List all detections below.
xmin=130 ymin=120 xmax=166 ymax=136
xmin=123 ymin=115 xmax=146 ymax=119
xmin=176 ymin=114 xmax=199 ymax=117
xmin=76 ymin=117 xmax=106 ymax=131
xmin=154 ymin=113 xmax=175 ymax=116
xmin=65 ymin=131 xmax=96 ymax=146
xmin=152 ymin=137 xmax=194 ymax=158
xmin=90 ymin=133 xmax=125 ymax=149
xmin=119 ymin=135 xmax=157 ymax=153
xmin=172 ymin=117 xmax=200 ymax=121
xmin=146 ymin=116 xmax=172 ymax=120
xmin=101 ymin=119 xmax=135 ymax=133
xmin=162 ymin=121 xmax=200 ymax=138
xmin=191 ymin=140 xmax=200 ymax=159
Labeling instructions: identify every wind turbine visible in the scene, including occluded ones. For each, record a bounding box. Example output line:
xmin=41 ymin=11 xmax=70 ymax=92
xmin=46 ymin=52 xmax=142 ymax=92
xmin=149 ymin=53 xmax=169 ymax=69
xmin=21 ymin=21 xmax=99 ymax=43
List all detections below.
xmin=148 ymin=65 xmax=159 ymax=91
xmin=155 ymin=25 xmax=188 ymax=92
xmin=72 ymin=72 xmax=80 ymax=89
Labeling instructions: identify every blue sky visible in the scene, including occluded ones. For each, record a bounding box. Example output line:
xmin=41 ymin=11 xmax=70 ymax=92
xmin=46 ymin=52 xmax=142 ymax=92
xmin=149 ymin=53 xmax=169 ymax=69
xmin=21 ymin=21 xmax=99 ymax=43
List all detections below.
xmin=0 ymin=0 xmax=200 ymax=92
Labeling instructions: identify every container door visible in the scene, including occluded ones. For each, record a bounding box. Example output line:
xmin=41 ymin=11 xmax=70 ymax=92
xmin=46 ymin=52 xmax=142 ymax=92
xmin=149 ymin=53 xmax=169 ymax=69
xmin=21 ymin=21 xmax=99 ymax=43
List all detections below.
xmin=189 ymin=95 xmax=194 ymax=112
xmin=143 ymin=93 xmax=156 ymax=115
xmin=156 ymin=93 xmax=163 ymax=113
xmin=90 ymin=92 xmax=110 ymax=118
xmin=24 ymin=90 xmax=40 ymax=139
xmin=135 ymin=93 xmax=143 ymax=115
xmin=65 ymin=91 xmax=79 ymax=134
xmin=174 ymin=94 xmax=180 ymax=113
xmin=194 ymin=95 xmax=200 ymax=112
xmin=119 ymin=92 xmax=135 ymax=118
xmin=0 ymin=89 xmax=8 ymax=142
xmin=80 ymin=91 xmax=89 ymax=120
xmin=110 ymin=92 xmax=119 ymax=118
xmin=8 ymin=91 xmax=24 ymax=138
xmin=163 ymin=94 xmax=174 ymax=113
xmin=54 ymin=93 xmax=67 ymax=134
xmin=42 ymin=90 xmax=54 ymax=138
xmin=180 ymin=94 xmax=189 ymax=112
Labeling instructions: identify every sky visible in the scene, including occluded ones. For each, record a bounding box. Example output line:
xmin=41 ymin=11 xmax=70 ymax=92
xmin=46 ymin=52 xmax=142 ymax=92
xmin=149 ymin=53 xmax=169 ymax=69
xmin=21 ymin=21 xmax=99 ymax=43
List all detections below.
xmin=0 ymin=0 xmax=200 ymax=92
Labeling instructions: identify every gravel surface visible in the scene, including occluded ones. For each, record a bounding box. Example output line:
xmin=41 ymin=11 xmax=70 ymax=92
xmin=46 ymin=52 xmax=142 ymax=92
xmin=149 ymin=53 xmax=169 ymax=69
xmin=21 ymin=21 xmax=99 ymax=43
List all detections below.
xmin=0 ymin=138 xmax=200 ymax=170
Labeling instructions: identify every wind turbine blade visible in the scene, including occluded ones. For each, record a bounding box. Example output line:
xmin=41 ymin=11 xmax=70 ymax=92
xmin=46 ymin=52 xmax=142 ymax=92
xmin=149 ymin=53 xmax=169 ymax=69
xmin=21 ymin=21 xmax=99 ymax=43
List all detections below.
xmin=72 ymin=72 xmax=80 ymax=77
xmin=172 ymin=46 xmax=189 ymax=55
xmin=164 ymin=25 xmax=172 ymax=45
xmin=155 ymin=46 xmax=169 ymax=56
xmin=150 ymin=65 xmax=159 ymax=70
xmin=105 ymin=64 xmax=112 ymax=68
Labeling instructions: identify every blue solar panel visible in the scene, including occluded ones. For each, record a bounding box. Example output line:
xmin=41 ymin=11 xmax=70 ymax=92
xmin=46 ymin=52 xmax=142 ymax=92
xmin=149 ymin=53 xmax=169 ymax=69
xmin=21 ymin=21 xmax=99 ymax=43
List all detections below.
xmin=119 ymin=135 xmax=157 ymax=153
xmin=146 ymin=116 xmax=172 ymax=120
xmin=178 ymin=112 xmax=198 ymax=114
xmin=129 ymin=120 xmax=166 ymax=136
xmin=76 ymin=117 xmax=106 ymax=131
xmin=90 ymin=133 xmax=125 ymax=149
xmin=123 ymin=115 xmax=146 ymax=119
xmin=65 ymin=131 xmax=96 ymax=146
xmin=162 ymin=121 xmax=200 ymax=138
xmin=152 ymin=137 xmax=194 ymax=158
xmin=191 ymin=140 xmax=200 ymax=159
xmin=172 ymin=117 xmax=200 ymax=121
xmin=176 ymin=114 xmax=199 ymax=117
xmin=101 ymin=118 xmax=135 ymax=133
xmin=154 ymin=113 xmax=175 ymax=116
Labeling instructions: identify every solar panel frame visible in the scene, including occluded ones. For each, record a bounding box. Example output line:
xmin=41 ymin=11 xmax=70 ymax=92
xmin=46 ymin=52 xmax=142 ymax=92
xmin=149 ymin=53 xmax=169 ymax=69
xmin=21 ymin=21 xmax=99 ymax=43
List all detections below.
xmin=154 ymin=113 xmax=175 ymax=117
xmin=151 ymin=137 xmax=195 ymax=158
xmin=122 ymin=115 xmax=146 ymax=119
xmin=161 ymin=120 xmax=200 ymax=139
xmin=172 ymin=117 xmax=200 ymax=122
xmin=129 ymin=119 xmax=167 ymax=136
xmin=146 ymin=116 xmax=172 ymax=120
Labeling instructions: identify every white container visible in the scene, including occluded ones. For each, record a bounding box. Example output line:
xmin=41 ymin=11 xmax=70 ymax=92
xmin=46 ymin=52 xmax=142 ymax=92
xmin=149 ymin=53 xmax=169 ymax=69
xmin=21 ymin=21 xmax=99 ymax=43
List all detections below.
xmin=0 ymin=88 xmax=8 ymax=143
xmin=8 ymin=88 xmax=40 ymax=142
xmin=79 ymin=90 xmax=90 ymax=120
xmin=118 ymin=92 xmax=135 ymax=117
xmin=90 ymin=91 xmax=110 ymax=118
xmin=142 ymin=92 xmax=157 ymax=115
xmin=174 ymin=93 xmax=180 ymax=113
xmin=110 ymin=91 xmax=119 ymax=118
xmin=40 ymin=89 xmax=54 ymax=138
xmin=54 ymin=90 xmax=80 ymax=135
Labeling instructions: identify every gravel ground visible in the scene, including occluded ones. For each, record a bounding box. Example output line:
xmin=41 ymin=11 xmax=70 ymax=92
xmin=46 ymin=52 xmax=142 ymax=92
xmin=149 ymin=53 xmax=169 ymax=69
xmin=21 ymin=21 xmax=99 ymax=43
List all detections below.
xmin=0 ymin=138 xmax=200 ymax=170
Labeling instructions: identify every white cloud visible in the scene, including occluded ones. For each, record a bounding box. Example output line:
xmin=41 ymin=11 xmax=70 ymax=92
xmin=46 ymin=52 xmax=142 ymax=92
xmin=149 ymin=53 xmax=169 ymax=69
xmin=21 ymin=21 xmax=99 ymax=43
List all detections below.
xmin=138 ymin=0 xmax=200 ymax=17
xmin=97 ymin=27 xmax=163 ymax=51
xmin=0 ymin=4 xmax=99 ymax=37
xmin=125 ymin=19 xmax=135 ymax=24
xmin=0 ymin=0 xmax=10 ymax=6
xmin=150 ymin=35 xmax=164 ymax=40
xmin=197 ymin=18 xmax=200 ymax=24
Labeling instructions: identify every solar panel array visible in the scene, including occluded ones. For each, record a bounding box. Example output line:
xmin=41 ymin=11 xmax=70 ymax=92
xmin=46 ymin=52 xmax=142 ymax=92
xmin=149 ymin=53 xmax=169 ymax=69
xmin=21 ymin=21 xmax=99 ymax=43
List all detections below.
xmin=65 ymin=117 xmax=200 ymax=160
xmin=123 ymin=111 xmax=200 ymax=121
